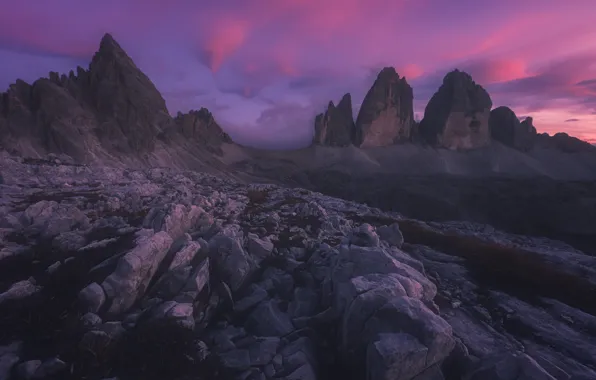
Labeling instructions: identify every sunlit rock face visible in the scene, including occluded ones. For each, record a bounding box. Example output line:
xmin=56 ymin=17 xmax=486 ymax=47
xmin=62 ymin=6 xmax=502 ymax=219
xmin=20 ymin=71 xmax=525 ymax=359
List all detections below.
xmin=419 ymin=70 xmax=492 ymax=150
xmin=354 ymin=67 xmax=415 ymax=147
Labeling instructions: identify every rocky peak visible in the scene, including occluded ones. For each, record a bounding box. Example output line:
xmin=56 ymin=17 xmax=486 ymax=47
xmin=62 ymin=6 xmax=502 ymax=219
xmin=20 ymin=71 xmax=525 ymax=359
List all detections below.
xmin=521 ymin=116 xmax=535 ymax=132
xmin=174 ymin=108 xmax=232 ymax=155
xmin=0 ymin=33 xmax=177 ymax=159
xmin=313 ymin=93 xmax=356 ymax=147
xmin=353 ymin=67 xmax=414 ymax=147
xmin=419 ymin=70 xmax=492 ymax=150
xmin=85 ymin=33 xmax=172 ymax=153
xmin=536 ymin=131 xmax=596 ymax=153
xmin=489 ymin=107 xmax=537 ymax=151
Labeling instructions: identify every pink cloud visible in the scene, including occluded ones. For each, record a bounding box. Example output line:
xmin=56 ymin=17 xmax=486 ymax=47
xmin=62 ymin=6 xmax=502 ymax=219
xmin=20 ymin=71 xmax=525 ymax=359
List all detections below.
xmin=202 ymin=19 xmax=249 ymax=72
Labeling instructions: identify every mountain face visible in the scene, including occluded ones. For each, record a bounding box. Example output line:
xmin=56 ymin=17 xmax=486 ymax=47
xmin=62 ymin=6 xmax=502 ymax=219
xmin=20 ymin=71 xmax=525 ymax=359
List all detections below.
xmin=419 ymin=70 xmax=492 ymax=150
xmin=173 ymin=108 xmax=232 ymax=154
xmin=84 ymin=33 xmax=173 ymax=154
xmin=0 ymin=33 xmax=230 ymax=163
xmin=489 ymin=108 xmax=596 ymax=153
xmin=353 ymin=67 xmax=414 ymax=147
xmin=489 ymin=106 xmax=536 ymax=151
xmin=312 ymin=93 xmax=356 ymax=147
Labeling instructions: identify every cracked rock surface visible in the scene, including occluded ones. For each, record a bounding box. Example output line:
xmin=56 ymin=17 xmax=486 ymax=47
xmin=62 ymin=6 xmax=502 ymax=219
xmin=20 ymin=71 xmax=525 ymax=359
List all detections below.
xmin=0 ymin=154 xmax=595 ymax=380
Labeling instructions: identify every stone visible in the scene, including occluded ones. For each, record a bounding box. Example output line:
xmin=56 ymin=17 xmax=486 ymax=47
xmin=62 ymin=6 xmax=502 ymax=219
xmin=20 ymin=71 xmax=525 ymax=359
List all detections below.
xmin=209 ymin=233 xmax=256 ymax=292
xmin=169 ymin=239 xmax=202 ymax=270
xmin=52 ymin=231 xmax=87 ymax=251
xmin=463 ymin=352 xmax=557 ymax=380
xmin=364 ymin=297 xmax=455 ymax=376
xmin=0 ymin=350 xmax=20 ymax=380
xmin=16 ymin=360 xmax=42 ymax=379
xmin=101 ymin=231 xmax=173 ymax=315
xmin=354 ymin=67 xmax=415 ymax=147
xmin=33 ymin=358 xmax=67 ymax=378
xmin=176 ymin=258 xmax=210 ymax=302
xmin=313 ymin=93 xmax=356 ymax=147
xmin=247 ymin=233 xmax=274 ymax=263
xmin=234 ymin=284 xmax=269 ymax=313
xmin=419 ymin=70 xmax=492 ymax=150
xmin=248 ymin=337 xmax=281 ymax=366
xmin=80 ymin=312 xmax=103 ymax=330
xmin=218 ymin=349 xmax=251 ymax=371
xmin=288 ymin=287 xmax=319 ymax=318
xmin=377 ymin=223 xmax=404 ymax=248
xmin=349 ymin=223 xmax=380 ymax=247
xmin=367 ymin=333 xmax=430 ymax=380
xmin=78 ymin=282 xmax=107 ymax=313
xmin=246 ymin=299 xmax=294 ymax=337
xmin=0 ymin=278 xmax=41 ymax=305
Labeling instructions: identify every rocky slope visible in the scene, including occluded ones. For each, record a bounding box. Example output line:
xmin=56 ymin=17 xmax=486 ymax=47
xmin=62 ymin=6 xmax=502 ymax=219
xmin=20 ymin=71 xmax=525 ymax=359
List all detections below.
xmin=0 ymin=154 xmax=595 ymax=380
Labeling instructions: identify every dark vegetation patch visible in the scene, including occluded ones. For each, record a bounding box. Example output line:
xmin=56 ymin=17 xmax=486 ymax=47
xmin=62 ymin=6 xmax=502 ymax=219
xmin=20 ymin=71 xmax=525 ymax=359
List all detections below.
xmin=399 ymin=219 xmax=596 ymax=316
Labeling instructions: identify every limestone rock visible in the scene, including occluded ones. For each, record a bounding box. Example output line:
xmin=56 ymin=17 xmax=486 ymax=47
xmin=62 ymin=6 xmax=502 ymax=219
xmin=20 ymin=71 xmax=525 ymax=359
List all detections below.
xmin=313 ymin=93 xmax=356 ymax=147
xmin=489 ymin=106 xmax=536 ymax=151
xmin=419 ymin=70 xmax=492 ymax=150
xmin=173 ymin=108 xmax=232 ymax=155
xmin=84 ymin=33 xmax=173 ymax=154
xmin=354 ymin=67 xmax=415 ymax=147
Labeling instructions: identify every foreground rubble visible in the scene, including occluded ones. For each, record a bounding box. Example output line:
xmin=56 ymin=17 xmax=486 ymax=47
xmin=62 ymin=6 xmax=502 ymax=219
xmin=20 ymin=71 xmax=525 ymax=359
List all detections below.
xmin=0 ymin=154 xmax=595 ymax=380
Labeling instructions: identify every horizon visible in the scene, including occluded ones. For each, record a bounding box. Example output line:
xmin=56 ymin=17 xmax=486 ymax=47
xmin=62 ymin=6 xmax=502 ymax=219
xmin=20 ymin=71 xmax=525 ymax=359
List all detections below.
xmin=1 ymin=0 xmax=595 ymax=148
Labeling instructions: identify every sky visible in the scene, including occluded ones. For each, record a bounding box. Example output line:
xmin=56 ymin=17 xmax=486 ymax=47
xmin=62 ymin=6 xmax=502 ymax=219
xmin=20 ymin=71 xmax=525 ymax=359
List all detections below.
xmin=0 ymin=0 xmax=595 ymax=148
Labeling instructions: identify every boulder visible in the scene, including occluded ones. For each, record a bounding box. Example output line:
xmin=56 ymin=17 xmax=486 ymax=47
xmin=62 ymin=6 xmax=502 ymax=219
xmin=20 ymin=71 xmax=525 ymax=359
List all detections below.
xmin=101 ymin=231 xmax=174 ymax=315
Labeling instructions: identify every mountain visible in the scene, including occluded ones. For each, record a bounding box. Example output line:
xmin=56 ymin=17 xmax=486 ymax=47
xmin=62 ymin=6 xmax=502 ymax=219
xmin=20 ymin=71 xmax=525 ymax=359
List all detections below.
xmin=353 ymin=67 xmax=415 ymax=147
xmin=419 ymin=70 xmax=492 ymax=150
xmin=312 ymin=93 xmax=356 ymax=147
xmin=0 ymin=33 xmax=233 ymax=173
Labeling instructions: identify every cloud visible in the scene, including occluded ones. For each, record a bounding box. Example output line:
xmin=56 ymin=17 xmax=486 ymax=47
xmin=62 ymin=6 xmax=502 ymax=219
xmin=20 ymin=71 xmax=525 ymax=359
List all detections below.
xmin=458 ymin=59 xmax=529 ymax=84
xmin=565 ymin=118 xmax=580 ymax=122
xmin=223 ymin=103 xmax=317 ymax=149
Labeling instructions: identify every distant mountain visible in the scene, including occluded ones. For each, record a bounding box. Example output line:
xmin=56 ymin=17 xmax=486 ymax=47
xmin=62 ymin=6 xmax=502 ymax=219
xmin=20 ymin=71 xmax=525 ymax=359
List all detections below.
xmin=0 ymin=33 xmax=234 ymax=174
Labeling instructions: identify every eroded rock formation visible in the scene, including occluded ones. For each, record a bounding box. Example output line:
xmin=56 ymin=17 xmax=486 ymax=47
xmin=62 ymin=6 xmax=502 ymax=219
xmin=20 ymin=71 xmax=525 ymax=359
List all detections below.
xmin=419 ymin=70 xmax=492 ymax=150
xmin=313 ymin=93 xmax=356 ymax=147
xmin=353 ymin=67 xmax=414 ymax=147
xmin=174 ymin=108 xmax=232 ymax=154
xmin=489 ymin=106 xmax=537 ymax=151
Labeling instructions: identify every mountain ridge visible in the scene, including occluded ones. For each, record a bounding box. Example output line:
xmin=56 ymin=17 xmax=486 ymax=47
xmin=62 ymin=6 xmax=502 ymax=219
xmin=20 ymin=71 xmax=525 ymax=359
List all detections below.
xmin=1 ymin=33 xmax=594 ymax=162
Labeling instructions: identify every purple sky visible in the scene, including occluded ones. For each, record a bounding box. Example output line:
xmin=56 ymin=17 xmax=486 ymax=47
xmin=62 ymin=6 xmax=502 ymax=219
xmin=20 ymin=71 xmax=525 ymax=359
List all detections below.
xmin=1 ymin=0 xmax=595 ymax=148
